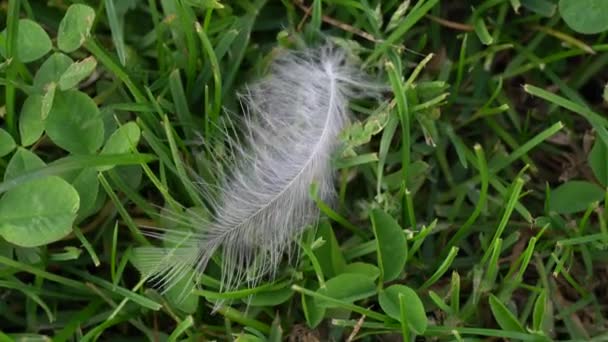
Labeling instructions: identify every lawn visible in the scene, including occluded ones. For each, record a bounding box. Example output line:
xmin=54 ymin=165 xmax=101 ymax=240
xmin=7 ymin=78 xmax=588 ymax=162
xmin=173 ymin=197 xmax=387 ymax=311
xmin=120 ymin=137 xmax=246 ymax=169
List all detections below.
xmin=1 ymin=0 xmax=608 ymax=341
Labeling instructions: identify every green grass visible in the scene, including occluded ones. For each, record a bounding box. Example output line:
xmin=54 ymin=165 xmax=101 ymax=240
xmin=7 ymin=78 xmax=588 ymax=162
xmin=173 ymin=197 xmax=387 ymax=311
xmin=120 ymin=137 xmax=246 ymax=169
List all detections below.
xmin=1 ymin=0 xmax=608 ymax=341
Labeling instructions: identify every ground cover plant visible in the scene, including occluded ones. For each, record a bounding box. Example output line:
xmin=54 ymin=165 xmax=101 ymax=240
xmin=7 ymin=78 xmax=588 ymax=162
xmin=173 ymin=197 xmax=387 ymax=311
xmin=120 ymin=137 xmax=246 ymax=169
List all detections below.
xmin=1 ymin=0 xmax=608 ymax=341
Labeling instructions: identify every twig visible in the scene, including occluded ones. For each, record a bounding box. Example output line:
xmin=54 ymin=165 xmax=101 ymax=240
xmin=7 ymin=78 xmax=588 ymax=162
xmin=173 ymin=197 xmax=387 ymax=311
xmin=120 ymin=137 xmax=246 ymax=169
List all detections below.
xmin=346 ymin=314 xmax=366 ymax=342
xmin=426 ymin=14 xmax=474 ymax=32
xmin=293 ymin=0 xmax=380 ymax=43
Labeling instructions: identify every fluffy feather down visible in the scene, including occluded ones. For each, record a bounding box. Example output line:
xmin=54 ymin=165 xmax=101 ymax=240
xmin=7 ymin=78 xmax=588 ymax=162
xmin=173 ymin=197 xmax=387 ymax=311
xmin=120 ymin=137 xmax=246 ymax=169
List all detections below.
xmin=139 ymin=44 xmax=370 ymax=296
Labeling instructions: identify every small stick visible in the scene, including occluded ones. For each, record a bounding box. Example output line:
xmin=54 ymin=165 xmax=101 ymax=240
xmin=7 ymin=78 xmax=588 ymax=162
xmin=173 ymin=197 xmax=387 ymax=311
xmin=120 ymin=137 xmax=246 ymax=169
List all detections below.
xmin=293 ymin=0 xmax=380 ymax=43
xmin=426 ymin=14 xmax=474 ymax=32
xmin=345 ymin=314 xmax=366 ymax=342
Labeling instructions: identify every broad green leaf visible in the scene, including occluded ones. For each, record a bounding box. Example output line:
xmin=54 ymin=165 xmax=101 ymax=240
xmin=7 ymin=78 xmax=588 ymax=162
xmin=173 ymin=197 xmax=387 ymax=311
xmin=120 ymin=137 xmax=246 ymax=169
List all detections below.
xmin=129 ymin=247 xmax=199 ymax=313
xmin=101 ymin=121 xmax=141 ymax=155
xmin=58 ymin=4 xmax=96 ymax=53
xmin=99 ymin=122 xmax=141 ymax=171
xmin=130 ymin=246 xmax=161 ymax=275
xmin=0 ymin=239 xmax=14 ymax=261
xmin=46 ymin=90 xmax=104 ymax=154
xmin=549 ymin=181 xmax=604 ymax=214
xmin=0 ymin=19 xmax=52 ymax=63
xmin=33 ymin=53 xmax=74 ymax=91
xmin=58 ymin=57 xmax=97 ymax=90
xmin=342 ymin=262 xmax=381 ymax=281
xmin=41 ymin=82 xmax=56 ymax=120
xmin=0 ymin=154 xmax=155 ymax=195
xmin=131 ymin=245 xmax=198 ymax=313
xmin=16 ymin=246 xmax=41 ymax=264
xmin=67 ymin=168 xmax=99 ymax=220
xmin=589 ymin=138 xmax=608 ymax=186
xmin=316 ymin=273 xmax=376 ymax=308
xmin=559 ymin=0 xmax=608 ymax=34
xmin=522 ymin=0 xmax=556 ymax=17
xmin=379 ymin=285 xmax=428 ymax=334
xmin=0 ymin=176 xmax=79 ymax=247
xmin=0 ymin=129 xmax=16 ymax=157
xmin=165 ymin=274 xmax=199 ymax=314
xmin=115 ymin=165 xmax=143 ymax=189
xmin=301 ymin=282 xmax=325 ymax=328
xmin=313 ymin=221 xmax=346 ymax=278
xmin=370 ymin=209 xmax=407 ymax=282
xmin=489 ymin=294 xmax=525 ymax=332
xmin=4 ymin=148 xmax=46 ymax=181
xmin=246 ymin=286 xmax=294 ymax=306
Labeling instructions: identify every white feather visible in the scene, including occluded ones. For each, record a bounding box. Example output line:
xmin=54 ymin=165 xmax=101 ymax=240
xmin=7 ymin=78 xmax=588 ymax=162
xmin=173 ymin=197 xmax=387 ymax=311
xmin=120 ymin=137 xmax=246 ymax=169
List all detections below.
xmin=139 ymin=44 xmax=371 ymax=297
